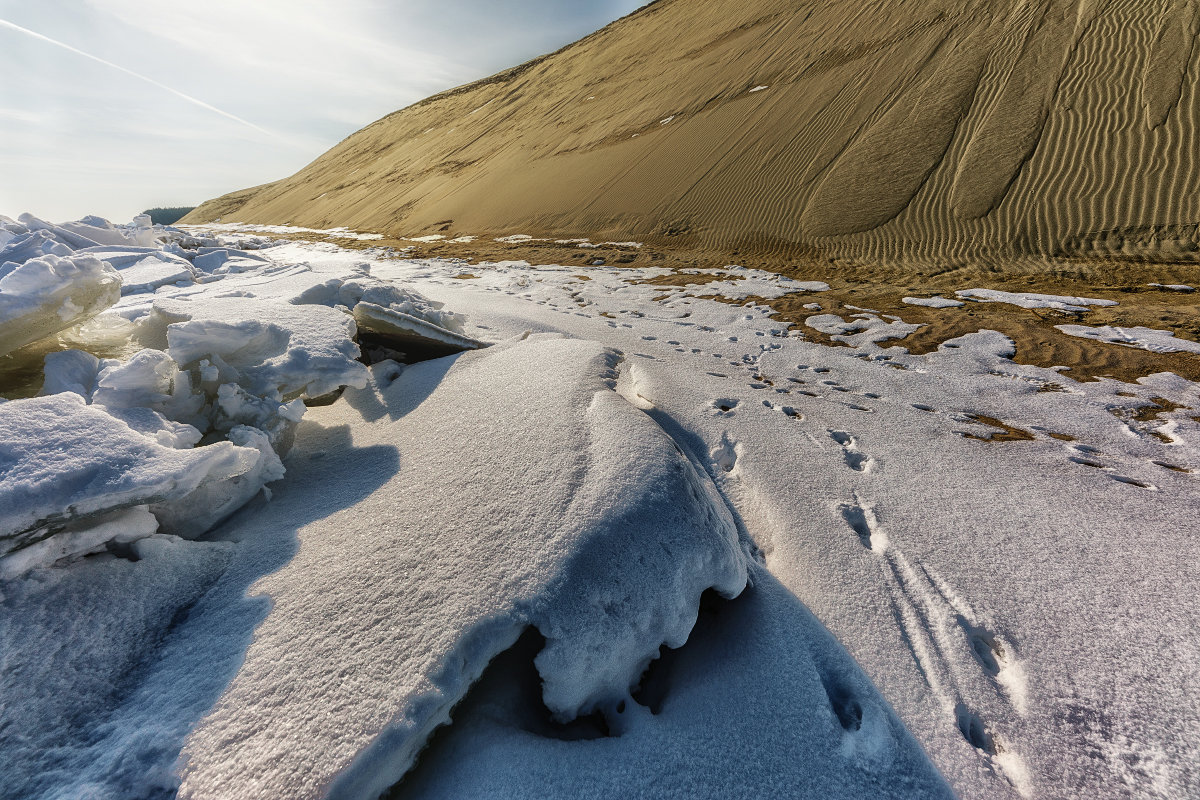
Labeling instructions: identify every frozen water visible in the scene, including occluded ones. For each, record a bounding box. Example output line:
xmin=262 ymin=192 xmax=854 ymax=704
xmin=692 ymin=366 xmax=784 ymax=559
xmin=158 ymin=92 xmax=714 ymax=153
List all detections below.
xmin=0 ymin=393 xmax=264 ymax=568
xmin=0 ymin=254 xmax=121 ymax=356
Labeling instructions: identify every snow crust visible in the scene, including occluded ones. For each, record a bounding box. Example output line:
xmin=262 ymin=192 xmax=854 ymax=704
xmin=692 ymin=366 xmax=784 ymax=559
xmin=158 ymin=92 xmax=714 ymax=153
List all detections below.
xmin=1055 ymin=323 xmax=1200 ymax=354
xmin=176 ymin=336 xmax=750 ymax=800
xmin=955 ymin=288 xmax=1118 ymax=312
xmin=903 ymin=295 xmax=965 ymax=308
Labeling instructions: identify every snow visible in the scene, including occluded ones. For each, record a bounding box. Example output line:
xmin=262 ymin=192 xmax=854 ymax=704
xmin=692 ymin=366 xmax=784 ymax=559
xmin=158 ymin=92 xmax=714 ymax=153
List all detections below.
xmin=806 ymin=312 xmax=924 ymax=347
xmin=4 ymin=217 xmax=1200 ymax=800
xmin=1055 ymin=324 xmax=1200 ymax=354
xmin=0 ymin=393 xmax=263 ymax=568
xmin=903 ymin=295 xmax=965 ymax=308
xmin=748 ymin=84 xmax=769 ymax=92
xmin=955 ymin=288 xmax=1118 ymax=312
xmin=176 ymin=335 xmax=751 ymax=800
xmin=1 ymin=532 xmax=233 ymax=796
xmin=1148 ymin=282 xmax=1194 ymax=292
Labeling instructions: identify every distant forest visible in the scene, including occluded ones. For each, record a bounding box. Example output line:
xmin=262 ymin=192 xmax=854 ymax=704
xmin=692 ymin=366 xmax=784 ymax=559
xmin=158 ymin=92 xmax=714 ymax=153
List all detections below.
xmin=142 ymin=207 xmax=195 ymax=225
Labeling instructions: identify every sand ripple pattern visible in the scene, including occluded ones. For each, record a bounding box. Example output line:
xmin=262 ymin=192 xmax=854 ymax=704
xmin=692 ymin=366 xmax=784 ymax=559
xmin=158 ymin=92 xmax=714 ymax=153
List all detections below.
xmin=188 ymin=0 xmax=1200 ymax=264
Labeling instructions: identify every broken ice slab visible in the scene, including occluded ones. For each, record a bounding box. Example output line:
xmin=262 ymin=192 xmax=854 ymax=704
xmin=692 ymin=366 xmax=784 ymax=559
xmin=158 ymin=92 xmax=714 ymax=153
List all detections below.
xmin=154 ymin=296 xmax=370 ymax=399
xmin=0 ymin=394 xmax=267 ymax=567
xmin=189 ymin=248 xmax=271 ymax=275
xmin=77 ymin=246 xmax=198 ymax=295
xmin=0 ymin=254 xmax=122 ymax=356
xmin=353 ymin=301 xmax=488 ymax=360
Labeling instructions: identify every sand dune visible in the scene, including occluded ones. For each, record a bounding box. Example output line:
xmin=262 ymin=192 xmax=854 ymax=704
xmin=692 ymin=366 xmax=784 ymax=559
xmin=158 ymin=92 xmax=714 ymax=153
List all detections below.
xmin=185 ymin=0 xmax=1200 ymax=264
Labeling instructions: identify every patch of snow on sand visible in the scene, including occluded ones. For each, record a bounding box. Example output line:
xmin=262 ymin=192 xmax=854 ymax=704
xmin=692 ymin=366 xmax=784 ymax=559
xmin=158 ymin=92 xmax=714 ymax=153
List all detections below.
xmin=1055 ymin=324 xmax=1200 ymax=354
xmin=956 ymin=288 xmax=1118 ymax=312
xmin=903 ymin=295 xmax=965 ymax=308
xmin=191 ymin=223 xmax=383 ymax=241
xmin=807 ymin=313 xmax=923 ymax=347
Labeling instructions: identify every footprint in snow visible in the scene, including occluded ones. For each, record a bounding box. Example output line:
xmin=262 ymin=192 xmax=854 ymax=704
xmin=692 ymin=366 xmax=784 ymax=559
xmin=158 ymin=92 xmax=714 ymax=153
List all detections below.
xmin=710 ymin=433 xmax=739 ymax=473
xmin=829 ymin=430 xmax=874 ymax=472
xmin=711 ymin=398 xmax=739 ymax=415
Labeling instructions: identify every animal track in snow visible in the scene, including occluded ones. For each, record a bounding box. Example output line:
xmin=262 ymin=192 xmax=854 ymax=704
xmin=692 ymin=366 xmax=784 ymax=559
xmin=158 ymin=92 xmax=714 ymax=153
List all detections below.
xmin=1064 ymin=444 xmax=1159 ymax=490
xmin=837 ymin=497 xmax=1031 ymax=795
xmin=710 ymin=432 xmax=740 ymax=473
xmin=761 ymin=400 xmax=803 ymax=420
xmin=710 ymin=398 xmax=739 ymax=415
xmin=837 ymin=495 xmax=887 ymax=552
xmin=829 ymin=430 xmax=874 ymax=472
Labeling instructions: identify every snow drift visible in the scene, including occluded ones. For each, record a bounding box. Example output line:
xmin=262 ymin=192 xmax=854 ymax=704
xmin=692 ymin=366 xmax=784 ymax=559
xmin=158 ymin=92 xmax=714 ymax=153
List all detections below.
xmin=177 ymin=335 xmax=752 ymax=800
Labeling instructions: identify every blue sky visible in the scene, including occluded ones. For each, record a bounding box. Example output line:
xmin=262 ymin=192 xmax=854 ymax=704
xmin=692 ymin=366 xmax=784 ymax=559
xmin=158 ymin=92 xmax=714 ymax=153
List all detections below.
xmin=0 ymin=1 xmax=645 ymax=222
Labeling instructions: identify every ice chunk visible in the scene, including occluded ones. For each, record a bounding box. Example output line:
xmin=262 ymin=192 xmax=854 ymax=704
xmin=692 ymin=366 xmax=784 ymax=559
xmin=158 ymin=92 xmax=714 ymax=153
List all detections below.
xmin=92 ymin=348 xmax=181 ymax=409
xmin=0 ymin=254 xmax=122 ymax=356
xmin=60 ymin=217 xmax=138 ymax=247
xmin=18 ymin=212 xmax=104 ymax=250
xmin=152 ymin=424 xmax=286 ymax=539
xmin=78 ymin=245 xmax=191 ymax=270
xmin=0 ymin=394 xmax=266 ymax=558
xmin=116 ymin=255 xmax=197 ymax=294
xmin=154 ymin=296 xmax=369 ymax=399
xmin=0 ymin=506 xmax=159 ymax=581
xmin=352 ymin=302 xmax=487 ymax=358
xmin=0 ymin=229 xmax=75 ymax=264
xmin=42 ymin=349 xmax=104 ymax=397
xmin=211 ymin=383 xmax=306 ymax=453
xmin=191 ymin=248 xmax=270 ymax=274
xmin=178 ymin=335 xmax=749 ymax=800
xmin=294 ymin=274 xmax=468 ymax=334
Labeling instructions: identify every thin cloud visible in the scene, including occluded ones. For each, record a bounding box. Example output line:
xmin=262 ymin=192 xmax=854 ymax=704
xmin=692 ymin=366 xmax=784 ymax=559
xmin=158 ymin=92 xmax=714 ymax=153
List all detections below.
xmin=0 ymin=17 xmax=302 ymax=147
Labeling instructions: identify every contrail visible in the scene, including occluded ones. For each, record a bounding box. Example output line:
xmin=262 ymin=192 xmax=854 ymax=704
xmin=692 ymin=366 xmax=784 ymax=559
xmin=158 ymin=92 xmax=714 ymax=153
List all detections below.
xmin=0 ymin=17 xmax=288 ymax=142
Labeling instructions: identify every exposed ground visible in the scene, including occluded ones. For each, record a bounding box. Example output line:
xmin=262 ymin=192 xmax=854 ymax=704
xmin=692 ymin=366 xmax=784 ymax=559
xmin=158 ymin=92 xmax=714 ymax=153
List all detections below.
xmin=247 ymin=229 xmax=1200 ymax=383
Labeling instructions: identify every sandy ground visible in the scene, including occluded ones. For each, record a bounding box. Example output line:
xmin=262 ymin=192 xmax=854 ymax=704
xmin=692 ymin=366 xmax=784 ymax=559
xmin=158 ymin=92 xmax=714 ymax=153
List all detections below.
xmin=243 ymin=229 xmax=1200 ymax=385
xmin=185 ymin=0 xmax=1200 ymax=265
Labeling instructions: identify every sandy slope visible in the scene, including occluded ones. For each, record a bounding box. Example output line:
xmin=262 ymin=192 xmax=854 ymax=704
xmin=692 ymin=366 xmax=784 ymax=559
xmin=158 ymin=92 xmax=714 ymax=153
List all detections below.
xmin=186 ymin=0 xmax=1200 ymax=264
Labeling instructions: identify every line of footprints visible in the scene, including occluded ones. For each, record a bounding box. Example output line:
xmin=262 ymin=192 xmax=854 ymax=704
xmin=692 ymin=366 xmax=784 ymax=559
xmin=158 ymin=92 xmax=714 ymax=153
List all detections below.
xmin=831 ymin=436 xmax=1032 ymax=796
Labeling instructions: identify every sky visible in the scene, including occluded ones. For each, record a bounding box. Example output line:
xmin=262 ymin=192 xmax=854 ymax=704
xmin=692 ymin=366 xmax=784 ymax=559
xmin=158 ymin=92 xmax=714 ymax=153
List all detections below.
xmin=0 ymin=0 xmax=647 ymax=223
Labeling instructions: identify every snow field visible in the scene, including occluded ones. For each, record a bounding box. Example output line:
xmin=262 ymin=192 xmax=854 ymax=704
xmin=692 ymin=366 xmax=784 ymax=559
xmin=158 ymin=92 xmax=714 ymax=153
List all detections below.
xmin=3 ymin=218 xmax=1199 ymax=800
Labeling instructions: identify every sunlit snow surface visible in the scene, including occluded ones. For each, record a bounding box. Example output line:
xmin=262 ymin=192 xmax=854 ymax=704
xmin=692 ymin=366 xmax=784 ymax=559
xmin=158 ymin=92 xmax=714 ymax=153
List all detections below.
xmin=2 ymin=221 xmax=1200 ymax=800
